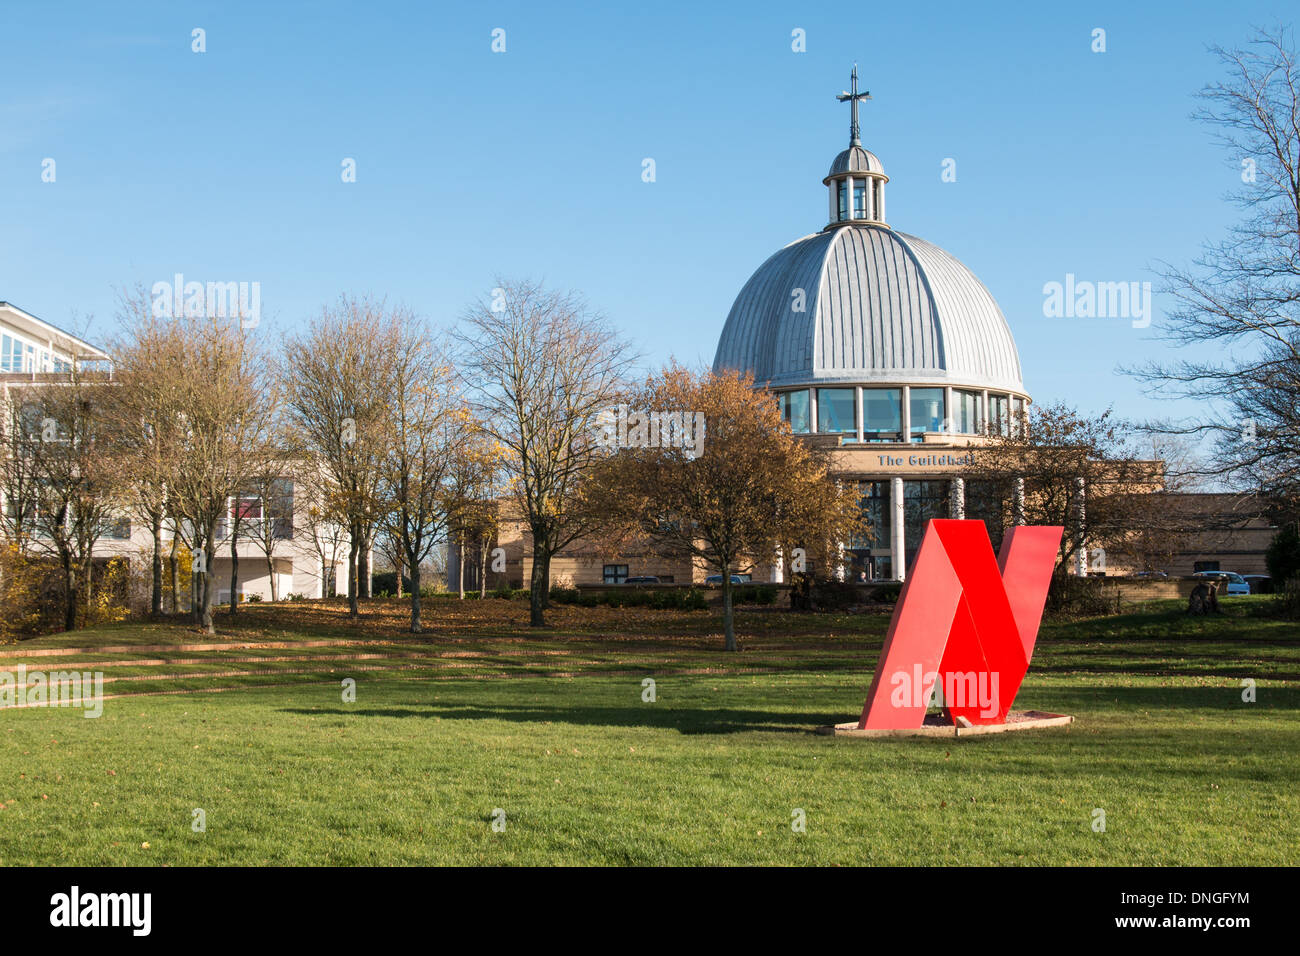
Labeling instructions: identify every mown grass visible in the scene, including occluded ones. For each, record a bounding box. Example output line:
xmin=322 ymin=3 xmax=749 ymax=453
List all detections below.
xmin=0 ymin=596 xmax=1295 ymax=865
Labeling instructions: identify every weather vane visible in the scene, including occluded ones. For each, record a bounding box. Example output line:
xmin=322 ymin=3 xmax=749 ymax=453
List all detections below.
xmin=837 ymin=64 xmax=871 ymax=147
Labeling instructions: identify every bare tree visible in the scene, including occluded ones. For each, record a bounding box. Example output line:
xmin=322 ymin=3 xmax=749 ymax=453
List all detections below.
xmin=1129 ymin=27 xmax=1300 ymax=518
xmin=107 ymin=286 xmax=191 ymax=617
xmin=457 ymin=279 xmax=634 ymax=626
xmin=18 ymin=367 xmax=125 ymax=631
xmin=966 ymin=402 xmax=1165 ymax=580
xmin=243 ymin=445 xmax=297 ymax=603
xmin=297 ymin=469 xmax=349 ymax=598
xmin=445 ymin=423 xmax=505 ymax=600
xmin=166 ymin=315 xmax=278 ymax=634
xmin=282 ymin=296 xmax=400 ymax=618
xmin=0 ymin=393 xmax=43 ymax=554
xmin=375 ymin=318 xmax=464 ymax=632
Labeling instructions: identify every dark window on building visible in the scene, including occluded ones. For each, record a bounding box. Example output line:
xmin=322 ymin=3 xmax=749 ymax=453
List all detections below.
xmin=989 ymin=395 xmax=1010 ymax=436
xmin=778 ymin=390 xmax=810 ymax=434
xmin=909 ymin=388 xmax=945 ymax=440
xmin=603 ymin=564 xmax=629 ymax=584
xmin=954 ymin=390 xmax=980 ymax=434
xmin=18 ymin=402 xmax=46 ymax=441
xmin=965 ymin=479 xmax=1006 ymax=553
xmin=1 ymin=333 xmax=22 ymax=372
xmin=1194 ymin=560 xmax=1220 ymax=573
xmin=862 ymin=388 xmax=901 ymax=440
xmin=855 ymin=480 xmax=890 ymax=550
xmin=903 ymin=480 xmax=950 ymax=549
xmin=816 ymin=388 xmax=856 ymax=434
xmin=269 ymin=479 xmax=294 ymax=539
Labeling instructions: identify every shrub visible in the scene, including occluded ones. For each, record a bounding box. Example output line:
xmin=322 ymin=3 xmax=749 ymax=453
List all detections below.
xmin=0 ymin=547 xmax=61 ymax=640
xmin=1045 ymin=574 xmax=1113 ymax=617
xmin=371 ymin=571 xmax=412 ymax=596
xmin=868 ymin=582 xmax=902 ymax=604
xmin=548 ymin=586 xmax=707 ymax=611
xmin=86 ymin=558 xmax=132 ymax=625
xmin=1278 ymin=578 xmax=1300 ymax=619
xmin=809 ymin=580 xmax=861 ymax=610
xmin=1266 ymin=524 xmax=1300 ymax=587
xmin=731 ymin=584 xmax=778 ymax=605
xmin=675 ymin=588 xmax=708 ymax=611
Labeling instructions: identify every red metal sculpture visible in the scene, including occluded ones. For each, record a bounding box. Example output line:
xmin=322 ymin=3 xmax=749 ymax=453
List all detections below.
xmin=859 ymin=520 xmax=1063 ymax=729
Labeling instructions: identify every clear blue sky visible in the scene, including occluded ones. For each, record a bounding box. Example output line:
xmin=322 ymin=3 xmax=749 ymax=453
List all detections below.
xmin=1 ymin=0 xmax=1292 ymax=429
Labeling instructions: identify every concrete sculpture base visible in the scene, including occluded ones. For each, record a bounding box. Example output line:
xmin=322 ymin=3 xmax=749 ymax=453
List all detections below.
xmin=818 ymin=710 xmax=1074 ymax=739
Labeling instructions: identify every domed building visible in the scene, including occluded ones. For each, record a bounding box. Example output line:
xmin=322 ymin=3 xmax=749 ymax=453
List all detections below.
xmin=455 ymin=70 xmax=1269 ymax=593
xmin=714 ymin=68 xmax=1030 ymax=581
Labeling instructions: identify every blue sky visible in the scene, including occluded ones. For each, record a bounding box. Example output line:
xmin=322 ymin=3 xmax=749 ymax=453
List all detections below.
xmin=0 ymin=0 xmax=1292 ymax=430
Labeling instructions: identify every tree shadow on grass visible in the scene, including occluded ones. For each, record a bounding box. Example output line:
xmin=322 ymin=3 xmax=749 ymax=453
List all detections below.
xmin=278 ymin=702 xmax=837 ymax=735
xmin=1026 ymin=683 xmax=1300 ymax=714
xmin=278 ymin=684 xmax=1300 ymax=737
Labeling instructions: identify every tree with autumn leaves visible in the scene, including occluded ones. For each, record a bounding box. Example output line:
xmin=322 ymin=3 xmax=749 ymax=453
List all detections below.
xmin=589 ymin=365 xmax=867 ymax=651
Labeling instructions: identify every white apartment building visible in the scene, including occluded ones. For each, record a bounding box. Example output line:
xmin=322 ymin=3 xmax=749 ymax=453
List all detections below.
xmin=1 ymin=300 xmax=354 ymax=604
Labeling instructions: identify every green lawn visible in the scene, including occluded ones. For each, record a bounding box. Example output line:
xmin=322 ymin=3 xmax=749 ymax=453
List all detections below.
xmin=1 ymin=596 xmax=1296 ymax=865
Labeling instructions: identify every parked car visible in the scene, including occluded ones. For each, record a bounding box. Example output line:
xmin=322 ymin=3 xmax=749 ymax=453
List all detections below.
xmin=705 ymin=574 xmax=751 ymax=584
xmin=1193 ymin=570 xmax=1251 ymax=596
xmin=1242 ymin=574 xmax=1274 ymax=595
xmin=623 ymin=576 xmax=660 ymax=584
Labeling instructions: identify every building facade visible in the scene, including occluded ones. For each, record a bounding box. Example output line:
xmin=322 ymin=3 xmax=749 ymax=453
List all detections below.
xmin=478 ymin=73 xmax=1274 ymax=588
xmin=0 ymin=302 xmax=354 ymax=605
xmin=711 ymin=71 xmax=1033 ymax=581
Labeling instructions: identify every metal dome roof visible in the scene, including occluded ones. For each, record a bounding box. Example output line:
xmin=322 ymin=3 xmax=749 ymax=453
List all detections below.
xmin=827 ymin=146 xmax=884 ymax=178
xmin=713 ymin=224 xmax=1026 ymax=394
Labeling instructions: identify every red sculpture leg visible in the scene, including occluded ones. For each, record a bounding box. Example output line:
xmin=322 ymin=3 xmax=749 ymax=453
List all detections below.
xmin=858 ymin=520 xmax=1063 ymax=730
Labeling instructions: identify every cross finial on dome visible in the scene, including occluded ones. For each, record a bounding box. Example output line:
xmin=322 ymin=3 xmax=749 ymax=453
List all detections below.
xmin=836 ymin=64 xmax=871 ymax=147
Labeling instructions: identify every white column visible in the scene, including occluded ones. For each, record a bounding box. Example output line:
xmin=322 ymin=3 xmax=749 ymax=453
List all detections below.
xmin=1013 ymin=477 xmax=1026 ymax=526
xmin=809 ymin=389 xmax=818 ymax=433
xmin=772 ymin=546 xmax=784 ymax=584
xmin=944 ymin=385 xmax=955 ymax=434
xmin=981 ymin=389 xmax=990 ymax=434
xmin=900 ymin=385 xmax=911 ymax=443
xmin=877 ymin=180 xmax=885 ymax=222
xmin=835 ymin=541 xmax=846 ymax=582
xmin=828 ymin=181 xmax=836 ymax=223
xmin=847 ymin=176 xmax=855 ymax=219
xmin=855 ymin=386 xmax=864 ymax=443
xmin=891 ymin=476 xmax=906 ymax=582
xmin=950 ymin=477 xmax=965 ymax=519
